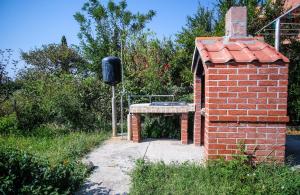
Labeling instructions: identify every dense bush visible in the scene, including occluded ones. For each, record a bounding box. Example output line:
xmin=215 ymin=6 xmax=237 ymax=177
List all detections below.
xmin=0 ymin=99 xmax=15 ymax=117
xmin=13 ymin=72 xmax=110 ymax=131
xmin=0 ymin=147 xmax=87 ymax=194
xmin=130 ymin=159 xmax=300 ymax=195
xmin=30 ymin=123 xmax=71 ymax=137
xmin=142 ymin=115 xmax=180 ymax=139
xmin=0 ymin=114 xmax=18 ymax=135
xmin=282 ymin=41 xmax=300 ymax=125
xmin=140 ymin=111 xmax=194 ymax=140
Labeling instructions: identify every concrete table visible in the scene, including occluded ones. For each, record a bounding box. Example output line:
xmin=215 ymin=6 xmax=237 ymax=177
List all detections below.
xmin=128 ymin=103 xmax=195 ymax=144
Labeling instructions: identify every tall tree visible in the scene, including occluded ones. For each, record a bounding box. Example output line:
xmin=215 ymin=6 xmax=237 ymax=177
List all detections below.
xmin=173 ymin=4 xmax=214 ymax=88
xmin=0 ymin=49 xmax=19 ymax=104
xmin=21 ymin=36 xmax=86 ymax=75
xmin=74 ymin=0 xmax=155 ymax=78
xmin=124 ymin=35 xmax=176 ymax=95
xmin=0 ymin=49 xmax=12 ymax=85
xmin=176 ymin=5 xmax=214 ymax=52
xmin=282 ymin=41 xmax=300 ymax=125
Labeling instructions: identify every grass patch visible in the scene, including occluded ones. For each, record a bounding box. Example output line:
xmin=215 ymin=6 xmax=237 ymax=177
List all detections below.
xmin=130 ymin=159 xmax=300 ymax=195
xmin=0 ymin=131 xmax=109 ymax=164
xmin=0 ymin=130 xmax=109 ymax=194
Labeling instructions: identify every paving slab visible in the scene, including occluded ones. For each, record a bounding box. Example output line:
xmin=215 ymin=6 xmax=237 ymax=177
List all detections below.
xmin=76 ymin=137 xmax=205 ymax=195
xmin=144 ymin=139 xmax=205 ymax=164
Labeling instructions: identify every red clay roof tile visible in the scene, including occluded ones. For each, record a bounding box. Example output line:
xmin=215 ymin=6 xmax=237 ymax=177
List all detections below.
xmin=195 ymin=37 xmax=289 ymax=64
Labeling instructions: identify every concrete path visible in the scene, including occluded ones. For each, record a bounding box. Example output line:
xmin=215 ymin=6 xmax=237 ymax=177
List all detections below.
xmin=76 ymin=137 xmax=205 ymax=195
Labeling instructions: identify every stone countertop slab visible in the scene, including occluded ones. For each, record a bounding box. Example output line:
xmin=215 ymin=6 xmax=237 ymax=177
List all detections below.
xmin=129 ymin=103 xmax=195 ymax=113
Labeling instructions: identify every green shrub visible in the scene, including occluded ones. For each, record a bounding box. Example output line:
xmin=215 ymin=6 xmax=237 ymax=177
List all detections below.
xmin=0 ymin=147 xmax=87 ymax=194
xmin=0 ymin=99 xmax=15 ymax=117
xmin=30 ymin=123 xmax=71 ymax=137
xmin=130 ymin=159 xmax=300 ymax=195
xmin=141 ymin=112 xmax=195 ymax=140
xmin=0 ymin=114 xmax=18 ymax=135
xmin=14 ymin=73 xmax=109 ymax=131
xmin=142 ymin=114 xmax=180 ymax=139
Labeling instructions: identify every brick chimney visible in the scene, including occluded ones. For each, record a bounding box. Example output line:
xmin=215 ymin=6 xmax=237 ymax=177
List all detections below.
xmin=225 ymin=7 xmax=247 ymax=37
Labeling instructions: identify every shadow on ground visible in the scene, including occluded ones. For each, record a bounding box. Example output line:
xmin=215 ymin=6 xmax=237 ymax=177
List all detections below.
xmin=286 ymin=135 xmax=300 ymax=166
xmin=75 ymin=182 xmax=110 ymax=195
xmin=76 ymin=182 xmax=128 ymax=195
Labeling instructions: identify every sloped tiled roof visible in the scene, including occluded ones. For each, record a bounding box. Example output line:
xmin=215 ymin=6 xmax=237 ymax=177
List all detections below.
xmin=193 ymin=37 xmax=289 ymax=67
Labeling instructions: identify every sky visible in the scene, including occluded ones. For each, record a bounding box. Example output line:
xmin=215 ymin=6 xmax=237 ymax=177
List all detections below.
xmin=0 ymin=0 xmax=214 ymax=77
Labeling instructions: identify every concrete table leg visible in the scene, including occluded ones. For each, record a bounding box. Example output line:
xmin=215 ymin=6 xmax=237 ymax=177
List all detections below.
xmin=131 ymin=114 xmax=141 ymax=143
xmin=127 ymin=114 xmax=132 ymax=141
xmin=181 ymin=113 xmax=188 ymax=144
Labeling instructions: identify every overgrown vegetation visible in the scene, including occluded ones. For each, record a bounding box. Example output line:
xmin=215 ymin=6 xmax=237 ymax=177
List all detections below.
xmin=1 ymin=0 xmax=300 ymax=193
xmin=2 ymin=0 xmax=299 ymax=133
xmin=142 ymin=115 xmax=180 ymax=139
xmin=0 ymin=130 xmax=108 ymax=194
xmin=14 ymin=73 xmax=110 ymax=131
xmin=0 ymin=130 xmax=108 ymax=163
xmin=283 ymin=41 xmax=300 ymax=125
xmin=0 ymin=147 xmax=87 ymax=194
xmin=130 ymin=159 xmax=300 ymax=195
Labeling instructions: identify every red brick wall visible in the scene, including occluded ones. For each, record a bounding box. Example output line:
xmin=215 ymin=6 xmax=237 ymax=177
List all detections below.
xmin=181 ymin=113 xmax=188 ymax=144
xmin=131 ymin=114 xmax=141 ymax=143
xmin=204 ymin=121 xmax=286 ymax=161
xmin=194 ymin=75 xmax=202 ymax=145
xmin=200 ymin=62 xmax=289 ymax=162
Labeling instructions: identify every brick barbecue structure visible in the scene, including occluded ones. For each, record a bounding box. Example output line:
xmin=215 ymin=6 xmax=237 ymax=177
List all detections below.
xmin=192 ymin=7 xmax=290 ymax=161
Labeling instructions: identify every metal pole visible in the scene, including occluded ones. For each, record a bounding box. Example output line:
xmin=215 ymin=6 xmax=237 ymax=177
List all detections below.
xmin=120 ymin=31 xmax=125 ymax=139
xmin=120 ymin=92 xmax=124 ymax=138
xmin=112 ymin=85 xmax=117 ymax=137
xmin=127 ymin=95 xmax=131 ymax=141
xmin=275 ymin=19 xmax=280 ymax=51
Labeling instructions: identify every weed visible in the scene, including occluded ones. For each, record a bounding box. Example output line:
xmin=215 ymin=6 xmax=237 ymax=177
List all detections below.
xmin=130 ymin=159 xmax=300 ymax=195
